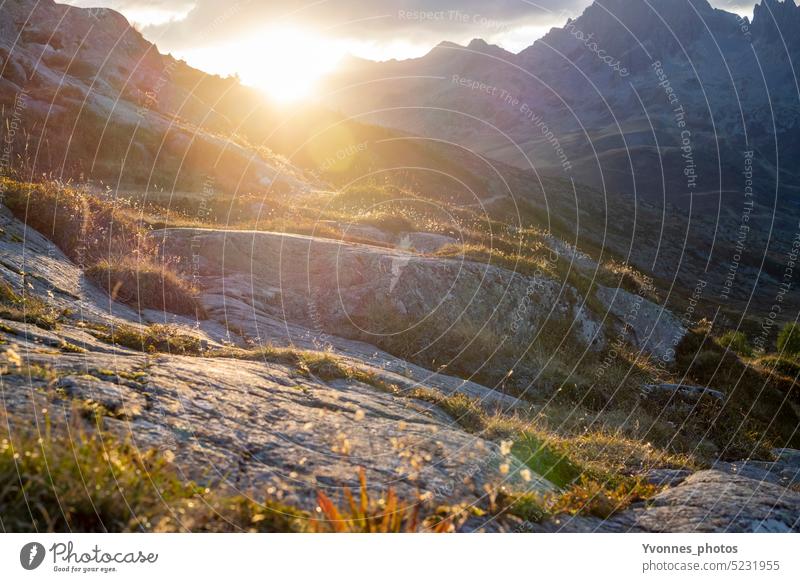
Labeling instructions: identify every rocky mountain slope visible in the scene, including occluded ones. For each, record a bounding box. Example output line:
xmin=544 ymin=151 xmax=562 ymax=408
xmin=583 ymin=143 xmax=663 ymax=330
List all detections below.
xmin=323 ymin=0 xmax=800 ymax=311
xmin=0 ymin=201 xmax=534 ymax=517
xmin=327 ymin=0 xmax=800 ymax=206
xmin=1 ymin=0 xmax=799 ymax=532
xmin=4 ymin=0 xmax=798 ymax=314
xmin=2 ymin=193 xmax=799 ymax=531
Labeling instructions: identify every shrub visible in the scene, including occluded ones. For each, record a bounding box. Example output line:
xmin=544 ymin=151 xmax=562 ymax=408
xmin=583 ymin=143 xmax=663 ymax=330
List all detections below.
xmin=777 ymin=323 xmax=800 ymax=356
xmin=87 ymin=259 xmax=201 ymax=316
xmin=717 ymin=331 xmax=753 ymax=357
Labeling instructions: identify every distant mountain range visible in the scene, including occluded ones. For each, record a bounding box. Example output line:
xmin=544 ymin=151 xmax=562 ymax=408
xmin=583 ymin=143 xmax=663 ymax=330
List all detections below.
xmin=326 ymin=0 xmax=800 ymax=210
xmin=3 ymin=0 xmax=800 ymax=315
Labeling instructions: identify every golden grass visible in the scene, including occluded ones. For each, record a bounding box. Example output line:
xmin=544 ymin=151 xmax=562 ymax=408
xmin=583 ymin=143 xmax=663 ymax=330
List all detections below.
xmin=1 ymin=179 xmax=200 ymax=317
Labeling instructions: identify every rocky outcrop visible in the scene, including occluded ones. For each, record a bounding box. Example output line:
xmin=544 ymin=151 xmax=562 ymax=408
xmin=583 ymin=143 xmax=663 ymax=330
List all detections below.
xmin=157 ymin=228 xmax=596 ymax=350
xmin=1 ymin=206 xmax=545 ymax=509
xmin=0 ymin=205 xmax=227 ymax=344
xmin=2 ymin=207 xmax=799 ymax=531
xmin=0 ymin=0 xmax=310 ymax=193
xmin=598 ymin=287 xmax=686 ymax=362
xmin=712 ymin=449 xmax=800 ymax=489
xmin=536 ymin=466 xmax=800 ymax=532
xmin=157 ymin=228 xmax=686 ymax=374
xmin=1 ymin=328 xmax=552 ymax=508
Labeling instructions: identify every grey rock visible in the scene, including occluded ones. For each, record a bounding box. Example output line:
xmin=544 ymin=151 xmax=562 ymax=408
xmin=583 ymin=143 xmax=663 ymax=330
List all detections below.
xmin=57 ymin=375 xmax=146 ymax=418
xmin=773 ymin=448 xmax=800 ymax=465
xmin=156 ymin=228 xmax=683 ymax=372
xmin=2 ymin=343 xmax=555 ymax=508
xmin=598 ymin=287 xmax=686 ymax=362
xmin=710 ymin=450 xmax=800 ymax=488
xmin=539 ymin=469 xmax=800 ymax=532
xmin=642 ymin=383 xmax=725 ymax=401
xmin=400 ymin=232 xmax=459 ymax=254
xmin=644 ymin=468 xmax=692 ymax=488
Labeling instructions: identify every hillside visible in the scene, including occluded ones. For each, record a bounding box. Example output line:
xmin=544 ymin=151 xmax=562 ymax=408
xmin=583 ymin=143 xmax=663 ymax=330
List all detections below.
xmin=2 ymin=179 xmax=799 ymax=532
xmin=326 ymin=0 xmax=800 ymax=205
xmin=322 ymin=0 xmax=800 ymax=312
xmin=1 ymin=0 xmax=799 ymax=532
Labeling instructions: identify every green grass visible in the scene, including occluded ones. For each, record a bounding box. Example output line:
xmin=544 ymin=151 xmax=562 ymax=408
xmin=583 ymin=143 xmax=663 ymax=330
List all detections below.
xmin=0 ymin=413 xmax=306 ymax=532
xmin=407 ymin=389 xmax=487 ymax=433
xmin=511 ymin=432 xmax=582 ymax=488
xmin=212 ymin=344 xmax=397 ymax=392
xmin=717 ymin=330 xmax=753 ymax=357
xmin=777 ymin=322 xmax=800 ymax=356
xmin=0 ymin=281 xmax=60 ymax=330
xmin=92 ymin=323 xmax=204 ymax=355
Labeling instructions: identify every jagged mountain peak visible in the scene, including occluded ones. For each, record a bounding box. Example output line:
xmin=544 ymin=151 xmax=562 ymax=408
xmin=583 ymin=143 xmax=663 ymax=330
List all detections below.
xmin=517 ymin=0 xmax=749 ymax=69
xmin=752 ymin=0 xmax=800 ymax=40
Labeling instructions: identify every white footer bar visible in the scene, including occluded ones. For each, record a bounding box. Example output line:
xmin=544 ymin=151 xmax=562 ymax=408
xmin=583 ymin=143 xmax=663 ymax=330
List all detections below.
xmin=0 ymin=533 xmax=797 ymax=581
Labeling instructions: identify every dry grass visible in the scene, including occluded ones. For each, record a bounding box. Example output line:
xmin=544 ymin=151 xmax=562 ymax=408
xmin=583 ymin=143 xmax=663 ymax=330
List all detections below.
xmin=434 ymin=243 xmax=559 ymax=279
xmin=1 ymin=179 xmax=200 ymax=317
xmin=87 ymin=259 xmax=201 ymax=317
xmin=211 ymin=344 xmax=396 ymax=392
xmin=597 ymin=259 xmax=659 ymax=302
xmin=547 ymin=477 xmax=658 ymax=519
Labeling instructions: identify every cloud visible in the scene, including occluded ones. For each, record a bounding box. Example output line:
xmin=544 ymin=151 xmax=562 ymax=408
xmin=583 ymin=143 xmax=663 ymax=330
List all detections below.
xmin=65 ymin=0 xmax=588 ymax=52
xmin=63 ymin=0 xmax=197 ymax=27
xmin=62 ymin=0 xmax=759 ymax=57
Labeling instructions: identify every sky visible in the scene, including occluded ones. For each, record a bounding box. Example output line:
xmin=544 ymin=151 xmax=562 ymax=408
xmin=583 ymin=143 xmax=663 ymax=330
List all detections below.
xmin=62 ymin=0 xmax=758 ymax=101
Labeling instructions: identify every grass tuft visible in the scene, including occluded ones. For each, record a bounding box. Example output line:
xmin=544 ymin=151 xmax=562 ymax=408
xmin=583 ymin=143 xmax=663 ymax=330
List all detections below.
xmin=87 ymin=259 xmax=201 ymax=316
xmin=94 ymin=323 xmax=204 ymax=355
xmin=1 ymin=179 xmax=201 ymax=318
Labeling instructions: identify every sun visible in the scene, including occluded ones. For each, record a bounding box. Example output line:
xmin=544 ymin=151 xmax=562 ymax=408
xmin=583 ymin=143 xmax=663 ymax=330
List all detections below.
xmin=176 ymin=27 xmax=344 ymax=103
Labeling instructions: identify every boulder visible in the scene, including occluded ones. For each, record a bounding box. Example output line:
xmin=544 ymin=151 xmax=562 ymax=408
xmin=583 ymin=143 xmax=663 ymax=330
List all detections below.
xmin=538 ymin=469 xmax=800 ymax=532
xmin=157 ymin=228 xmax=603 ymax=363
xmin=597 ymin=286 xmax=686 ymax=362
